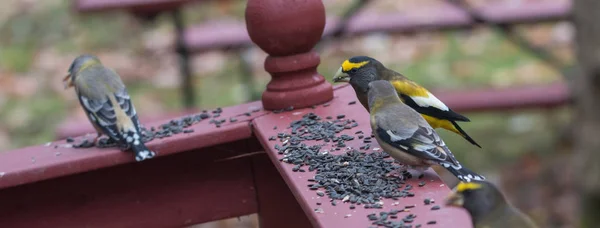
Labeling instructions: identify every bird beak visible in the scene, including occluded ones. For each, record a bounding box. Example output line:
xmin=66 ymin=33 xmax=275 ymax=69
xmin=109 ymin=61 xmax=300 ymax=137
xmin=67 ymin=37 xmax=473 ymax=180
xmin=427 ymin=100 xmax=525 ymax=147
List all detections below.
xmin=445 ymin=191 xmax=464 ymax=207
xmin=333 ymin=67 xmax=350 ymax=83
xmin=63 ymin=74 xmax=74 ymax=89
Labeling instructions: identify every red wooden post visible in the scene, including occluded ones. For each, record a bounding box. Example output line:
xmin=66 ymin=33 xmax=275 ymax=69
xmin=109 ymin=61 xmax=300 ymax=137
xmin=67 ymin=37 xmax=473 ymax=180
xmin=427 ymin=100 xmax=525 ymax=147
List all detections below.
xmin=252 ymin=154 xmax=313 ymax=228
xmin=245 ymin=0 xmax=334 ymax=110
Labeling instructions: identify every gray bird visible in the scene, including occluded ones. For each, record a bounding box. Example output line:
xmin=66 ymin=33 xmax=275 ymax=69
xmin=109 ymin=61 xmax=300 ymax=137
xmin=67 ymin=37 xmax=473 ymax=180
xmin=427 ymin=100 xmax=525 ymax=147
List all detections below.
xmin=63 ymin=54 xmax=156 ymax=162
xmin=368 ymin=80 xmax=484 ymax=182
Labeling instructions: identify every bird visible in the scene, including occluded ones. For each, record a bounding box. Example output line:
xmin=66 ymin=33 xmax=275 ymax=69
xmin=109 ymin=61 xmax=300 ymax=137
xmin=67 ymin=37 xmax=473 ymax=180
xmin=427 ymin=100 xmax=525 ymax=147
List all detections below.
xmin=333 ymin=56 xmax=481 ymax=148
xmin=63 ymin=54 xmax=156 ymax=162
xmin=445 ymin=181 xmax=539 ymax=228
xmin=367 ymin=80 xmax=484 ymax=182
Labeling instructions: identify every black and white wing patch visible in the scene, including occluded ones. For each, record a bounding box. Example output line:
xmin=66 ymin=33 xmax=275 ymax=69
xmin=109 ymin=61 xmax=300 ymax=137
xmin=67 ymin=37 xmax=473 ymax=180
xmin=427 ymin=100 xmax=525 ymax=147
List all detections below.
xmin=375 ymin=124 xmax=461 ymax=169
xmin=113 ymin=89 xmax=141 ymax=131
xmin=79 ymin=94 xmax=122 ymax=141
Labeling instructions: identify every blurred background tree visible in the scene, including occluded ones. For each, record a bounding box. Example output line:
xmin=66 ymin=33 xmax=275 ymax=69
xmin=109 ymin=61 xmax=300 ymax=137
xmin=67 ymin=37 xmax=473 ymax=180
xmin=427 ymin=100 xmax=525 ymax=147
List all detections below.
xmin=572 ymin=0 xmax=600 ymax=227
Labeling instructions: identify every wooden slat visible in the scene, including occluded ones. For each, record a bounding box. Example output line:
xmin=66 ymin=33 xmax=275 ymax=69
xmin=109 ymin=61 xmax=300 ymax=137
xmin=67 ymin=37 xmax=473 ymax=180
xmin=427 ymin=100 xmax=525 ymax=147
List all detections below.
xmin=75 ymin=0 xmax=192 ymax=13
xmin=55 ymin=108 xmax=200 ymax=140
xmin=252 ymin=85 xmax=472 ymax=227
xmin=474 ymin=0 xmax=572 ymax=23
xmin=74 ymin=0 xmax=570 ymax=52
xmin=252 ymin=154 xmax=313 ymax=228
xmin=0 ymin=139 xmax=261 ymax=227
xmin=183 ymin=20 xmax=251 ymax=53
xmin=433 ymin=82 xmax=570 ymax=113
xmin=0 ymin=101 xmax=267 ymax=189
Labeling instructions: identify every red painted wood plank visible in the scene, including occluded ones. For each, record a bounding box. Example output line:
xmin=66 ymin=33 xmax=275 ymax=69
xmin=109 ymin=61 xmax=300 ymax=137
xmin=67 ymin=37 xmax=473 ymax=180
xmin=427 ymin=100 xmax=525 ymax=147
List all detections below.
xmin=252 ymin=85 xmax=472 ymax=228
xmin=0 ymin=139 xmax=260 ymax=228
xmin=55 ymin=108 xmax=201 ymax=140
xmin=433 ymin=82 xmax=570 ymax=113
xmin=75 ymin=1 xmax=570 ymax=52
xmin=326 ymin=1 xmax=472 ymax=36
xmin=183 ymin=20 xmax=251 ymax=52
xmin=475 ymin=0 xmax=572 ymax=23
xmin=322 ymin=1 xmax=570 ymax=37
xmin=252 ymin=154 xmax=313 ymax=228
xmin=0 ymin=101 xmax=267 ymax=189
xmin=75 ymin=0 xmax=192 ymax=13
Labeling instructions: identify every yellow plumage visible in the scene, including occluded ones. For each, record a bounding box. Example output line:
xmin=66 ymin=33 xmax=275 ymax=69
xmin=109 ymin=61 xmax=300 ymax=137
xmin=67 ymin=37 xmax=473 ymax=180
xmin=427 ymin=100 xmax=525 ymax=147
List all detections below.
xmin=390 ymin=80 xmax=429 ymax=97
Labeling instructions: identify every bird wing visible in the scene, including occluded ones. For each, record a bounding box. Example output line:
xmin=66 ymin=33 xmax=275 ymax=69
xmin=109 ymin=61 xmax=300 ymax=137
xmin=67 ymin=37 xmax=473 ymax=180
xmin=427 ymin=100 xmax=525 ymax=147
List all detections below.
xmin=74 ymin=67 xmax=140 ymax=141
xmin=77 ymin=92 xmax=122 ymax=141
xmin=387 ymin=77 xmax=470 ymax=122
xmin=374 ymin=106 xmax=462 ymax=167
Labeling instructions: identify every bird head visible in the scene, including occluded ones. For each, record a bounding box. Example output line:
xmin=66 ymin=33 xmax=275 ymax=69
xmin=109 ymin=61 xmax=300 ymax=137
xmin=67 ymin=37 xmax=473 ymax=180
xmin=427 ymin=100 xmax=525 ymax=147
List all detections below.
xmin=333 ymin=56 xmax=382 ymax=93
xmin=445 ymin=180 xmax=506 ymax=222
xmin=63 ymin=54 xmax=102 ymax=89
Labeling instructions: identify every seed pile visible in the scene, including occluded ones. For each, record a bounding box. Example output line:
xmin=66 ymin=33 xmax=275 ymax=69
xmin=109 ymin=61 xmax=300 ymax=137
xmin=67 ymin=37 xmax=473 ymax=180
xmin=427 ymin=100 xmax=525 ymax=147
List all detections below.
xmin=367 ymin=209 xmax=427 ymax=228
xmin=273 ymin=113 xmax=415 ymax=210
xmin=69 ymin=107 xmax=261 ymax=148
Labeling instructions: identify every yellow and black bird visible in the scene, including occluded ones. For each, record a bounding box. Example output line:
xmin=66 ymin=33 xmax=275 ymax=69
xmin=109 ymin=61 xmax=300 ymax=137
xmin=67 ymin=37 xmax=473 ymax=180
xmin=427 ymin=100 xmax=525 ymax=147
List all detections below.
xmin=63 ymin=54 xmax=156 ymax=162
xmin=333 ymin=56 xmax=481 ymax=148
xmin=446 ymin=181 xmax=539 ymax=228
xmin=368 ymin=80 xmax=484 ymax=182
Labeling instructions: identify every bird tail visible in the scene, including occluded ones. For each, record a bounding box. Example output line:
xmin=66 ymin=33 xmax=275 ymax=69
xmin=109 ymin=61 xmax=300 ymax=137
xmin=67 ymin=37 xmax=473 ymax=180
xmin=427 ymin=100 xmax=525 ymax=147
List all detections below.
xmin=124 ymin=130 xmax=156 ymax=162
xmin=443 ymin=164 xmax=485 ymax=182
xmin=450 ymin=121 xmax=482 ymax=148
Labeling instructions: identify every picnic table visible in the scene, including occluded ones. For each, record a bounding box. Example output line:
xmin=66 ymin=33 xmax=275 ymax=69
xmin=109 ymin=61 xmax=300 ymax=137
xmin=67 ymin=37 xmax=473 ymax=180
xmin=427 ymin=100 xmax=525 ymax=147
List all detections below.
xmin=1 ymin=0 xmax=571 ymax=227
xmin=71 ymin=0 xmax=571 ymax=108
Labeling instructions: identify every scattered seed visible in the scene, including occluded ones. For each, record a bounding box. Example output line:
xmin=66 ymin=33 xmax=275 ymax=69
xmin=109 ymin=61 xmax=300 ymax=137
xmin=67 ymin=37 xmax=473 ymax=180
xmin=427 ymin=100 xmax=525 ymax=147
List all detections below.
xmin=424 ymin=198 xmax=432 ymax=205
xmin=367 ymin=214 xmax=378 ymax=221
xmin=272 ymin=112 xmax=412 ymax=222
xmin=431 ymin=205 xmax=440 ymax=210
xmin=183 ymin=129 xmax=194 ymax=133
xmin=66 ymin=137 xmax=74 ymax=143
xmin=427 ymin=220 xmax=437 ymax=225
xmin=348 ymin=101 xmax=356 ymax=105
xmin=419 ymin=181 xmax=426 ymax=187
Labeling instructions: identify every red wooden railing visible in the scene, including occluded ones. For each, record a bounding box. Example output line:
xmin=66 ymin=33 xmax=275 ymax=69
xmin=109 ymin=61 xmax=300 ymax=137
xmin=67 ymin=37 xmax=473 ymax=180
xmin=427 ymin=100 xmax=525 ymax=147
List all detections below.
xmin=0 ymin=0 xmax=571 ymax=228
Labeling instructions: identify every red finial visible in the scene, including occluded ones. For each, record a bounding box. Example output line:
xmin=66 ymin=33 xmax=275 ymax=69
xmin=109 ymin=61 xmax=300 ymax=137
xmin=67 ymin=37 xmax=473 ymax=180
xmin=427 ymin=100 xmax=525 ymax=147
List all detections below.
xmin=245 ymin=0 xmax=333 ymax=110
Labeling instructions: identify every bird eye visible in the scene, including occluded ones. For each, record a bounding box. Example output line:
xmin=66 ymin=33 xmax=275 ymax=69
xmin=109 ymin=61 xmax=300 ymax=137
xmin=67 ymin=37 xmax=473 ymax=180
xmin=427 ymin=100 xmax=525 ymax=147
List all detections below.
xmin=350 ymin=69 xmax=358 ymax=73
